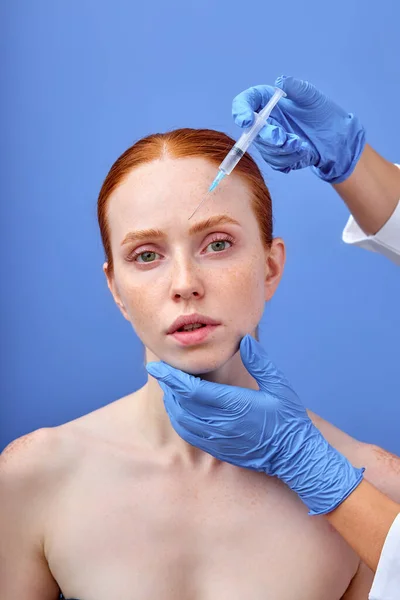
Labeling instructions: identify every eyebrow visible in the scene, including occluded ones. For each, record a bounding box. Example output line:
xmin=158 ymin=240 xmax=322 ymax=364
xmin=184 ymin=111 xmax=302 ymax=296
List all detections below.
xmin=120 ymin=214 xmax=241 ymax=246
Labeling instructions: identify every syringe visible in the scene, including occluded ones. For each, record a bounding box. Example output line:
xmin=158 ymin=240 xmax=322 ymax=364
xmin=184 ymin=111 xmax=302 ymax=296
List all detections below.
xmin=188 ymin=86 xmax=286 ymax=220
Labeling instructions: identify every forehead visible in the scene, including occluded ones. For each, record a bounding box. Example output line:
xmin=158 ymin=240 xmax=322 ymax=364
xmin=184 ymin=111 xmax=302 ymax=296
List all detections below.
xmin=107 ymin=157 xmax=255 ymax=233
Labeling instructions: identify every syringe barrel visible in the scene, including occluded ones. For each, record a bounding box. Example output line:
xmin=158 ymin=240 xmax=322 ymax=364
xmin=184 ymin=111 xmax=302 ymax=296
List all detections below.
xmin=219 ymin=115 xmax=265 ymax=175
xmin=219 ymin=87 xmax=286 ymax=175
xmin=218 ymin=87 xmax=286 ymax=177
xmin=219 ymin=146 xmax=245 ymax=175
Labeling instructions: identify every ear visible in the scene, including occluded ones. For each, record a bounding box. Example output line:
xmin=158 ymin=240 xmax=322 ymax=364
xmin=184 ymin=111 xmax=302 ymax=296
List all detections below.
xmin=264 ymin=238 xmax=285 ymax=302
xmin=103 ymin=262 xmax=130 ymax=321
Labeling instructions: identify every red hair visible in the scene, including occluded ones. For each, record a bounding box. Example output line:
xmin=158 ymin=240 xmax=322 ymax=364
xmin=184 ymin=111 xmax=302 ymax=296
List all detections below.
xmin=97 ymin=128 xmax=273 ymax=273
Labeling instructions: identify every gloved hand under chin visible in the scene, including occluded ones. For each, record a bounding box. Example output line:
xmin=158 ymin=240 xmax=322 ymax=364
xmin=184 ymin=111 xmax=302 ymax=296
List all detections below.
xmin=231 ymin=75 xmax=366 ymax=183
xmin=146 ymin=335 xmax=364 ymax=516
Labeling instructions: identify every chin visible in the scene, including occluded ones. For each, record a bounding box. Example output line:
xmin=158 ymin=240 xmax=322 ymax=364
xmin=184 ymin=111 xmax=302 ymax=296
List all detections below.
xmin=162 ymin=337 xmax=243 ymax=377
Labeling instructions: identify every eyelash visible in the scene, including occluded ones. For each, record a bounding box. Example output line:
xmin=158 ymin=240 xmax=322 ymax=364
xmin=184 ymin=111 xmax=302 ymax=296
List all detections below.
xmin=127 ymin=233 xmax=236 ymax=264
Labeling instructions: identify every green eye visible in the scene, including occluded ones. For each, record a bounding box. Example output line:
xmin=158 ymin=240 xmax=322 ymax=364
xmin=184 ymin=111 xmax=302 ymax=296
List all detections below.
xmin=206 ymin=240 xmax=231 ymax=253
xmin=136 ymin=251 xmax=159 ymax=263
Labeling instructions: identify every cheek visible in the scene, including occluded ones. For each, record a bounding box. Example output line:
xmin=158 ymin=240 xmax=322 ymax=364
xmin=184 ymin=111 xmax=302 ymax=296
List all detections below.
xmin=218 ymin=254 xmax=266 ymax=322
xmin=115 ymin=272 xmax=160 ymax=332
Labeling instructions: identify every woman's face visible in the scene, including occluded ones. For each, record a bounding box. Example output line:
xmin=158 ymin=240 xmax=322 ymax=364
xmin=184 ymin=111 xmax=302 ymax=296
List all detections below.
xmin=105 ymin=156 xmax=285 ymax=375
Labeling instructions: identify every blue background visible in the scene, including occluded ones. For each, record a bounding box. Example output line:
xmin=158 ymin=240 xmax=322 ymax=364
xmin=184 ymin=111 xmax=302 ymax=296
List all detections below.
xmin=1 ymin=0 xmax=399 ymax=453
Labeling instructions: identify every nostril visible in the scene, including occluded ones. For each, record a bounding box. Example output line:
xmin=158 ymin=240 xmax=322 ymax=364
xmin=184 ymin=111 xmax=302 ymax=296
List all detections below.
xmin=173 ymin=290 xmax=201 ymax=300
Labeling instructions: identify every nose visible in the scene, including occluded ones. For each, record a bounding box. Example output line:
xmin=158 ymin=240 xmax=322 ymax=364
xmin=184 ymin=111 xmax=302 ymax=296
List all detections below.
xmin=170 ymin=258 xmax=205 ymax=302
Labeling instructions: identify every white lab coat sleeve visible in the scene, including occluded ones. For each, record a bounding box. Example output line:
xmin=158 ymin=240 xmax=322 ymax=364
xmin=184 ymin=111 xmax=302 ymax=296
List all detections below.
xmin=342 ymin=164 xmax=400 ymax=265
xmin=369 ymin=512 xmax=400 ymax=600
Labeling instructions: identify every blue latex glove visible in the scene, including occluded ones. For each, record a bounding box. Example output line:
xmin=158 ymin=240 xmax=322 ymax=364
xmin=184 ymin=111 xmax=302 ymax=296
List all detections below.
xmin=146 ymin=335 xmax=364 ymax=515
xmin=232 ymin=75 xmax=366 ymax=183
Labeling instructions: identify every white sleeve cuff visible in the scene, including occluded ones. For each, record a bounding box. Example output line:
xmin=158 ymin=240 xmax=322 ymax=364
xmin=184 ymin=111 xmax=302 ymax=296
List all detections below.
xmin=369 ymin=513 xmax=400 ymax=600
xmin=342 ymin=164 xmax=400 ymax=265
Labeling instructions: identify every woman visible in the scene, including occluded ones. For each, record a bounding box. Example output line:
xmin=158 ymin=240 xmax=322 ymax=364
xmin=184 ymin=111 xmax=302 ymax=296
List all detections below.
xmin=146 ymin=78 xmax=400 ymax=600
xmin=1 ymin=128 xmax=398 ymax=599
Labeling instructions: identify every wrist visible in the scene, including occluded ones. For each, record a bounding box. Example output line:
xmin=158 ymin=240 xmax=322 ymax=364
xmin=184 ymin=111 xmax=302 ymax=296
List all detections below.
xmin=333 ymin=145 xmax=400 ymax=235
xmin=312 ymin=115 xmax=366 ymax=183
xmin=326 ymin=479 xmax=400 ymax=572
xmin=274 ymin=429 xmax=364 ymax=515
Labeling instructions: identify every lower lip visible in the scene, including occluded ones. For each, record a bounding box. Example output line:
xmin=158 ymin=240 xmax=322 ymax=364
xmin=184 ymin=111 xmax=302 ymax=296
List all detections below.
xmin=169 ymin=325 xmax=219 ymax=346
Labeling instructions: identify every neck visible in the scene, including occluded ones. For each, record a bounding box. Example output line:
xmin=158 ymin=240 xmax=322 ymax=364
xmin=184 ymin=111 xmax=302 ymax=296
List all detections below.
xmin=133 ymin=343 xmax=258 ymax=467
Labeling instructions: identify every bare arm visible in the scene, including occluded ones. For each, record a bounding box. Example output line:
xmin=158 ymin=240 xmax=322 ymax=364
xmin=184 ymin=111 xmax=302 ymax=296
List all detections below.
xmin=333 ymin=144 xmax=400 ymax=235
xmin=328 ymin=479 xmax=400 ymax=574
xmin=308 ymin=411 xmax=400 ymax=572
xmin=0 ymin=429 xmax=61 ymax=600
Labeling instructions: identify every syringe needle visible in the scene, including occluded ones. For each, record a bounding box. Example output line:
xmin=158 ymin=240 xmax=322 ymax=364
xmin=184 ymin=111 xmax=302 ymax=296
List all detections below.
xmin=188 ymin=87 xmax=286 ymax=222
xmin=188 ymin=192 xmax=210 ymax=221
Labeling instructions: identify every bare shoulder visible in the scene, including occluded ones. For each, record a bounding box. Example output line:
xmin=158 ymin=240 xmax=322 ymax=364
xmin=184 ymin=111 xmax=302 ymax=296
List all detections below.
xmin=0 ymin=409 xmax=120 ymax=530
xmin=1 ymin=428 xmax=53 ymax=518
xmin=307 ymin=410 xmax=400 ymax=501
xmin=1 ymin=389 xmax=143 ymax=495
xmin=1 ymin=427 xmax=63 ymax=479
xmin=0 ymin=427 xmax=77 ymax=523
xmin=0 ymin=428 xmax=72 ymax=599
xmin=1 ymin=390 xmax=140 ymax=478
xmin=0 ymin=422 xmax=91 ymax=514
xmin=0 ymin=423 xmax=82 ymax=476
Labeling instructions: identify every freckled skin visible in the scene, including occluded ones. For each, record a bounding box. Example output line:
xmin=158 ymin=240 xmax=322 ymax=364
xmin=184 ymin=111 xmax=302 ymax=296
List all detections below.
xmin=105 ymin=156 xmax=284 ymax=377
xmin=1 ymin=156 xmax=371 ymax=599
xmin=0 ymin=435 xmax=34 ymax=469
xmin=373 ymin=446 xmax=400 ymax=475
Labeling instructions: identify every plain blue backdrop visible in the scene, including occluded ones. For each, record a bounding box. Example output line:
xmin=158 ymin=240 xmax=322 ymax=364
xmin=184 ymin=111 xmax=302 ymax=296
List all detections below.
xmin=1 ymin=0 xmax=399 ymax=454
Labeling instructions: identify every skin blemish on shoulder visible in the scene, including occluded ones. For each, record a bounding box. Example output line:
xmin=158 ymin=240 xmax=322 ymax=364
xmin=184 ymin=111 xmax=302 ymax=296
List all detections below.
xmin=0 ymin=433 xmax=37 ymax=470
xmin=372 ymin=445 xmax=400 ymax=475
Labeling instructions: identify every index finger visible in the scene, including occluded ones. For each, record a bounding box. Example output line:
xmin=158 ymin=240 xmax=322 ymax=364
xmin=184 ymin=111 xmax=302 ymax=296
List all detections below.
xmin=232 ymin=85 xmax=277 ymax=128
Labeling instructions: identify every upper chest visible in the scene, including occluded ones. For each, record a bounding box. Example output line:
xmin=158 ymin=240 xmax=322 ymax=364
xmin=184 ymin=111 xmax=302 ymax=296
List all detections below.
xmin=46 ymin=447 xmax=358 ymax=600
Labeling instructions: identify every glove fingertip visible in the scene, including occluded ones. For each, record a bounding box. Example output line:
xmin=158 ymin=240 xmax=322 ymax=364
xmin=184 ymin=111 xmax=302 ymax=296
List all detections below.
xmin=275 ymin=74 xmax=306 ymax=100
xmin=239 ymin=335 xmax=275 ymax=377
xmin=145 ymin=361 xmax=164 ymax=378
xmin=239 ymin=334 xmax=257 ymax=364
xmin=275 ymin=74 xmax=289 ymax=87
xmin=233 ymin=111 xmax=255 ymax=128
xmin=275 ymin=74 xmax=293 ymax=92
xmin=146 ymin=360 xmax=176 ymax=379
xmin=146 ymin=361 xmax=196 ymax=396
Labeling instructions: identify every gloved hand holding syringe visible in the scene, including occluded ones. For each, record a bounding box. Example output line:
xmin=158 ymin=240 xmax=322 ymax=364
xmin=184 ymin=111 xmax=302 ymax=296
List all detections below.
xmin=188 ymin=86 xmax=286 ymax=220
